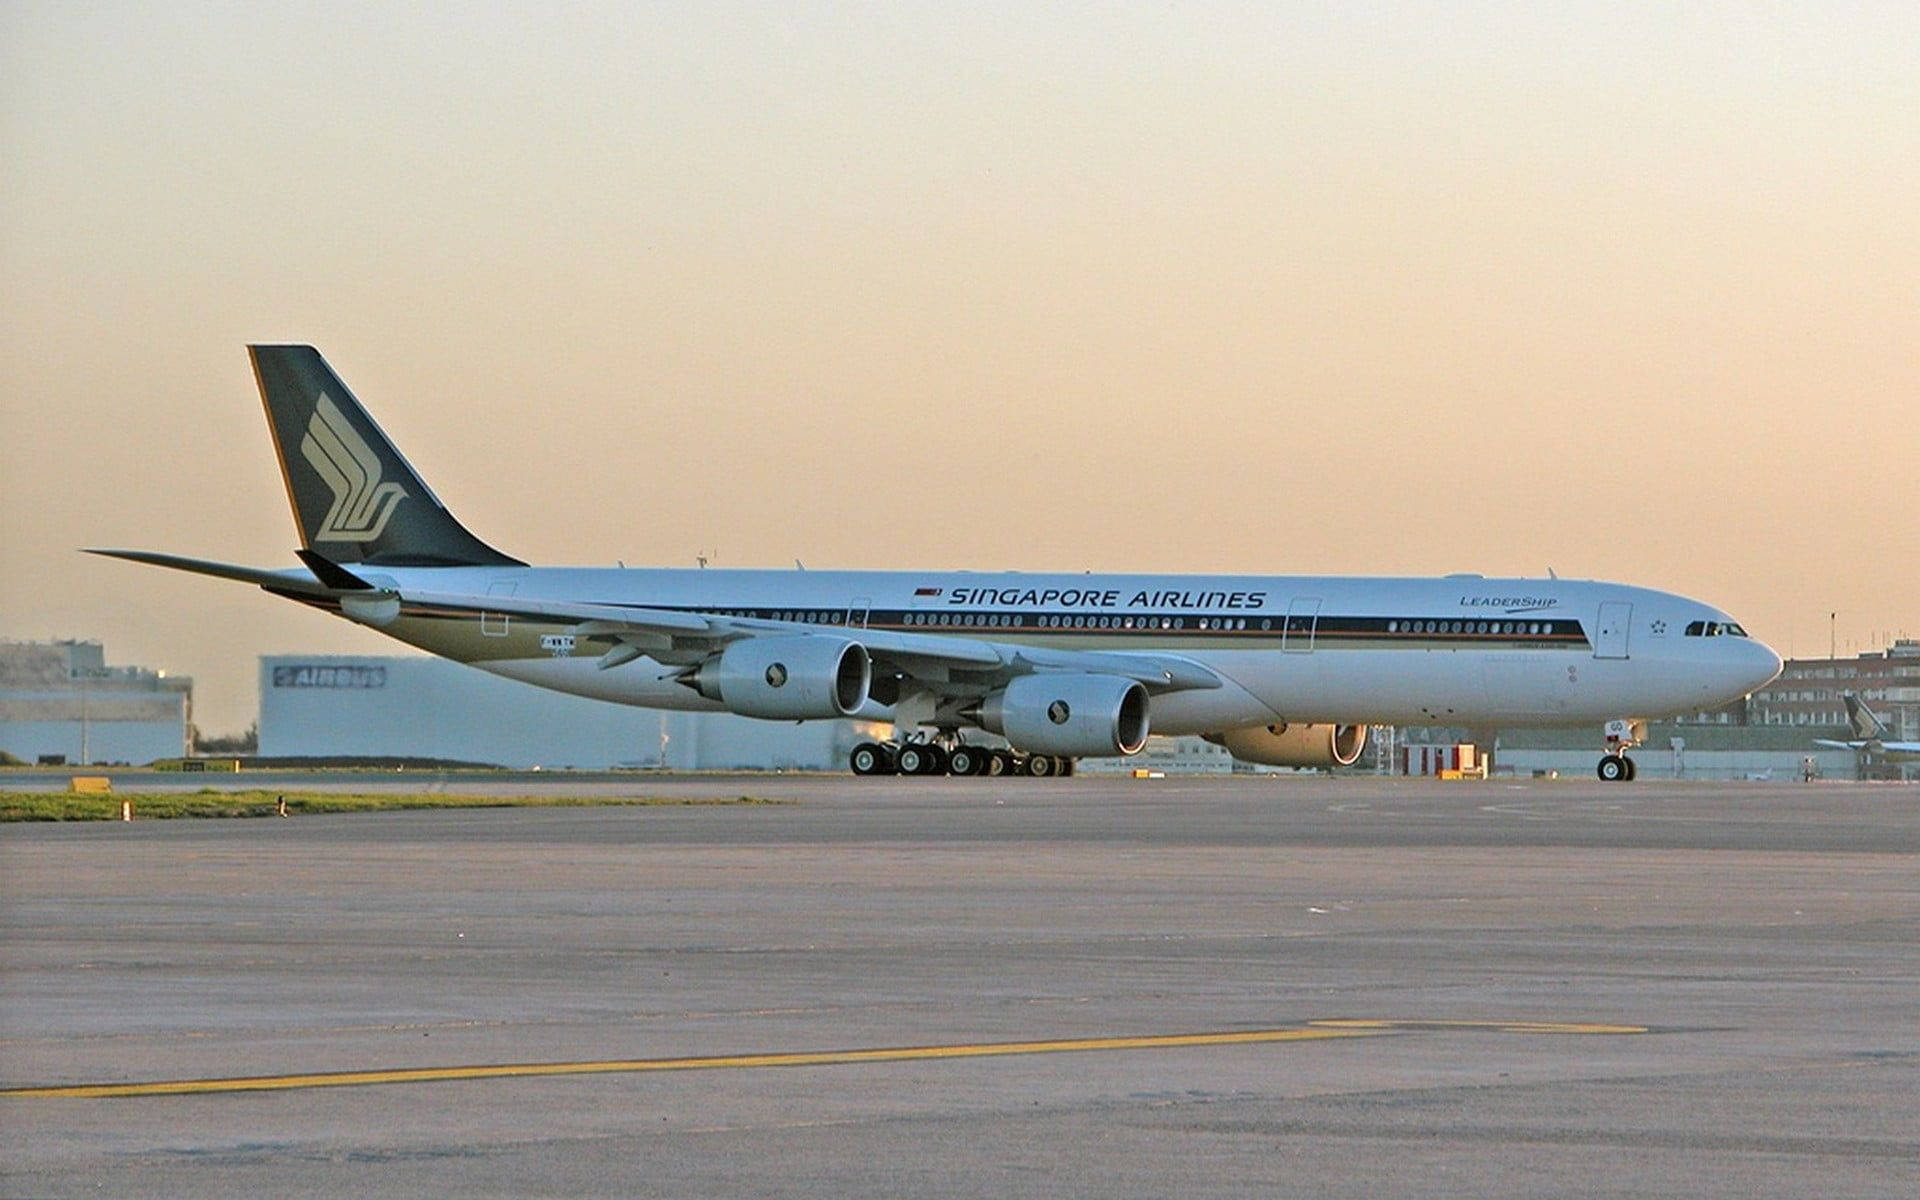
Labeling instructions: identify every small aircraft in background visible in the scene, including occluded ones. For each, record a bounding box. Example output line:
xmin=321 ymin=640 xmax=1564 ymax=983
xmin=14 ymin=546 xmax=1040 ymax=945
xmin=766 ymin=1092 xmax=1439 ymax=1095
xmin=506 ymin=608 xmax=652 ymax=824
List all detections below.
xmin=1814 ymin=693 xmax=1920 ymax=764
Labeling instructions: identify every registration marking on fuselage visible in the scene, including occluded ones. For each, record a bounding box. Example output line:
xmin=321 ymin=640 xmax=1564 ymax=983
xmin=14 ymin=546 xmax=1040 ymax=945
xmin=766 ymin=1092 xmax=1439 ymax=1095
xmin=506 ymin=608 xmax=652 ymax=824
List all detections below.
xmin=1 ymin=1020 xmax=1645 ymax=1100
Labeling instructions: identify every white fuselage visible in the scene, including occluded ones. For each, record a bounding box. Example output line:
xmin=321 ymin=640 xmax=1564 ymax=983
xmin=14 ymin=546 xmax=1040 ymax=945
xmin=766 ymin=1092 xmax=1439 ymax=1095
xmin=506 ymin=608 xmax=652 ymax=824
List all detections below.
xmin=306 ymin=566 xmax=1783 ymax=735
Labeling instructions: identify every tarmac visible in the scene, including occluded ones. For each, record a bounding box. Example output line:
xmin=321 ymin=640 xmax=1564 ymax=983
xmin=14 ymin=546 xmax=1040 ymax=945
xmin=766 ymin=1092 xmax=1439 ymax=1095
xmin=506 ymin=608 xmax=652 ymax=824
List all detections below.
xmin=2 ymin=773 xmax=1915 ymax=1197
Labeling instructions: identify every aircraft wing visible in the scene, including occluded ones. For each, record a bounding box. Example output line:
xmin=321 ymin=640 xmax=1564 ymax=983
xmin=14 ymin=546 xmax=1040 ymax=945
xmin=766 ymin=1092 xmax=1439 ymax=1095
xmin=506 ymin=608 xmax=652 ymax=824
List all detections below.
xmin=401 ymin=590 xmax=720 ymax=636
xmin=395 ymin=589 xmax=1221 ymax=693
xmin=1811 ymin=739 xmax=1862 ymax=751
xmin=87 ymin=550 xmax=1224 ymax=697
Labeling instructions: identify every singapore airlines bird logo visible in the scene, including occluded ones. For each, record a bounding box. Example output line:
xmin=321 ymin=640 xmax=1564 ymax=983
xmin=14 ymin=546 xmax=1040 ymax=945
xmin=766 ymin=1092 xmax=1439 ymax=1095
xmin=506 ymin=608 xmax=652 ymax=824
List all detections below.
xmin=301 ymin=394 xmax=406 ymax=542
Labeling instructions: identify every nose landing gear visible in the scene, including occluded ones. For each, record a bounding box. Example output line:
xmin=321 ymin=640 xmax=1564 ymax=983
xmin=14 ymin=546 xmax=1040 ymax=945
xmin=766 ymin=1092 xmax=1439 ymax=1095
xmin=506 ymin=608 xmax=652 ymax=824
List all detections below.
xmin=1597 ymin=753 xmax=1636 ymax=782
xmin=1597 ymin=718 xmax=1645 ymax=782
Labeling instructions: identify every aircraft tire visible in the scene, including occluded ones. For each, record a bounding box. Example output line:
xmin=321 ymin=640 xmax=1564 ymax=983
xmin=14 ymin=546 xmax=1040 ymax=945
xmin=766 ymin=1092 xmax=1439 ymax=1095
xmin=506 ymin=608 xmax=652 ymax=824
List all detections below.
xmin=1623 ymin=755 xmax=1637 ymax=781
xmin=850 ymin=742 xmax=893 ymax=776
xmin=986 ymin=751 xmax=1011 ymax=776
xmin=1597 ymin=754 xmax=1627 ymax=782
xmin=1024 ymin=754 xmax=1056 ymax=778
xmin=947 ymin=746 xmax=985 ymax=777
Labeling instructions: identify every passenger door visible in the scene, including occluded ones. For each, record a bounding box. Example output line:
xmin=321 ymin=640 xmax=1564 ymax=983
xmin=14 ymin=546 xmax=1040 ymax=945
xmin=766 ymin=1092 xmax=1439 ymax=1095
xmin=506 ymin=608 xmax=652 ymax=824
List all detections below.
xmin=1283 ymin=597 xmax=1321 ymax=653
xmin=1593 ymin=602 xmax=1632 ymax=659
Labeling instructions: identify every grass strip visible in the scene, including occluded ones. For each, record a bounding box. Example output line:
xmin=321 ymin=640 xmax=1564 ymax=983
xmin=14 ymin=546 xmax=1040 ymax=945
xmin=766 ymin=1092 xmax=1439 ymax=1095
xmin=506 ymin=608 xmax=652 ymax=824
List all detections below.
xmin=0 ymin=790 xmax=783 ymax=822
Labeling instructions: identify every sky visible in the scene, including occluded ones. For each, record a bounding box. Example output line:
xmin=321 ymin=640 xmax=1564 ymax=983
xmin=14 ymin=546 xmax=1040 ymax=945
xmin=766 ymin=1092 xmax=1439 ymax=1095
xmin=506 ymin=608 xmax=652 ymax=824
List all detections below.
xmin=2 ymin=1 xmax=1916 ymax=734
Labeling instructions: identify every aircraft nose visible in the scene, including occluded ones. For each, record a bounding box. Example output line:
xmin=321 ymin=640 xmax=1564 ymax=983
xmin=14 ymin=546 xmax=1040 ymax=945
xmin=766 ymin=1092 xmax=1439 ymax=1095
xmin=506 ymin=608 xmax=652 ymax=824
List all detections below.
xmin=1742 ymin=638 xmax=1784 ymax=693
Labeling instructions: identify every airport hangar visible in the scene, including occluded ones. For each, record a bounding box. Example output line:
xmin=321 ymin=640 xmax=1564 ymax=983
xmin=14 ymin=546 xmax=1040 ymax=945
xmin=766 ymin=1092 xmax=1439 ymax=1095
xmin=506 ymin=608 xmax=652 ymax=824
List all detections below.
xmin=257 ymin=653 xmax=869 ymax=770
xmin=0 ymin=641 xmax=191 ymax=766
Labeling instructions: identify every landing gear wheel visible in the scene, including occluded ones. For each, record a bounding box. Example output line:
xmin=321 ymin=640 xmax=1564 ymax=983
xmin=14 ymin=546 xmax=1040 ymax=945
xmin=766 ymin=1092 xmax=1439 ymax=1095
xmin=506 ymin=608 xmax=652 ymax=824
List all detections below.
xmin=1024 ymin=754 xmax=1056 ymax=778
xmin=1622 ymin=755 xmax=1637 ymax=781
xmin=947 ymin=745 xmax=986 ymax=777
xmin=1597 ymin=754 xmax=1627 ymax=782
xmin=850 ymin=742 xmax=894 ymax=776
xmin=898 ymin=743 xmax=948 ymax=776
xmin=1054 ymin=757 xmax=1075 ymax=777
xmin=987 ymin=751 xmax=1012 ymax=777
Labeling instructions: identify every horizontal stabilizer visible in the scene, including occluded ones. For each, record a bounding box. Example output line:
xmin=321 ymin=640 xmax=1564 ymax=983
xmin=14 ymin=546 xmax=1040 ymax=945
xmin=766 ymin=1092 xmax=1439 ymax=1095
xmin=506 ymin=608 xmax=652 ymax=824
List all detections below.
xmin=85 ymin=549 xmax=331 ymax=596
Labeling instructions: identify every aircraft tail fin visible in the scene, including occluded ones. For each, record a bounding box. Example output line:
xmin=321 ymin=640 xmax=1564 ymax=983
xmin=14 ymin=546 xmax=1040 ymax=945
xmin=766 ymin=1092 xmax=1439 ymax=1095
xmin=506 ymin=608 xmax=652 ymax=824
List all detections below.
xmin=1841 ymin=693 xmax=1888 ymax=741
xmin=249 ymin=345 xmax=523 ymax=567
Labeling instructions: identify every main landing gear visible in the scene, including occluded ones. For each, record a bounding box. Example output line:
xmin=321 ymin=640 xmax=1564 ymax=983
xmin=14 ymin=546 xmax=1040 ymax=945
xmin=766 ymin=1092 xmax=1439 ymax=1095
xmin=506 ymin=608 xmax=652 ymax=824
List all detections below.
xmin=848 ymin=739 xmax=1075 ymax=779
xmin=1596 ymin=718 xmax=1644 ymax=782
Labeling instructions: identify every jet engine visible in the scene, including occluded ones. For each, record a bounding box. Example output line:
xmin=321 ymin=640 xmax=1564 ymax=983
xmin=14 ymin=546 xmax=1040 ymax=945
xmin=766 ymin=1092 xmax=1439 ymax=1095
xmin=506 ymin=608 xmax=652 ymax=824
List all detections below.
xmin=686 ymin=636 xmax=870 ymax=720
xmin=1205 ymin=722 xmax=1367 ymax=768
xmin=975 ymin=674 xmax=1150 ymax=757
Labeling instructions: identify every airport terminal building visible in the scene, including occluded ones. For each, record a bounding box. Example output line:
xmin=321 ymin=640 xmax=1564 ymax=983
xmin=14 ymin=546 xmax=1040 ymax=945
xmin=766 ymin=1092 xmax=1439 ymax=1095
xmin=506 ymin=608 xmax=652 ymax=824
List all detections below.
xmin=0 ymin=640 xmax=192 ymax=765
xmin=258 ymin=654 xmax=870 ymax=769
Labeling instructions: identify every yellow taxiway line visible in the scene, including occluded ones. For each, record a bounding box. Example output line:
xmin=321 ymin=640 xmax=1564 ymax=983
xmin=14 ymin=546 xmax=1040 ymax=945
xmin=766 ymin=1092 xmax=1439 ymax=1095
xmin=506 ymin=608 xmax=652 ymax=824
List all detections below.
xmin=3 ymin=1026 xmax=1381 ymax=1100
xmin=2 ymin=1019 xmax=1644 ymax=1100
xmin=1310 ymin=1019 xmax=1649 ymax=1035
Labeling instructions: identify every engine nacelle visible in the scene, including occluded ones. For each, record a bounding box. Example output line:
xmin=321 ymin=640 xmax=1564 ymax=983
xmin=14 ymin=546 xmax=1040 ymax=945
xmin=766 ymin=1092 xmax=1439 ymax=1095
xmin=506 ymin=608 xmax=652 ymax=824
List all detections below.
xmin=976 ymin=674 xmax=1150 ymax=757
xmin=1206 ymin=722 xmax=1367 ymax=768
xmin=689 ymin=636 xmax=870 ymax=720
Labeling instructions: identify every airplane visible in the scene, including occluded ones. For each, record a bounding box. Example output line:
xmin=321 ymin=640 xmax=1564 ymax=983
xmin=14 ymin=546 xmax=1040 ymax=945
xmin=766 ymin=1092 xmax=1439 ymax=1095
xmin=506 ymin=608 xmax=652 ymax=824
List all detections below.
xmin=90 ymin=346 xmax=1783 ymax=781
xmin=1815 ymin=693 xmax=1920 ymax=763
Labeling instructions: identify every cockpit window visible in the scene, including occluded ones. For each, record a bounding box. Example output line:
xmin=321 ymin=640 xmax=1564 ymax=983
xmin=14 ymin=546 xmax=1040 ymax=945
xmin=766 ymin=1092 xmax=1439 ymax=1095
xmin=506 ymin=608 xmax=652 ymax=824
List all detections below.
xmin=1684 ymin=620 xmax=1748 ymax=638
